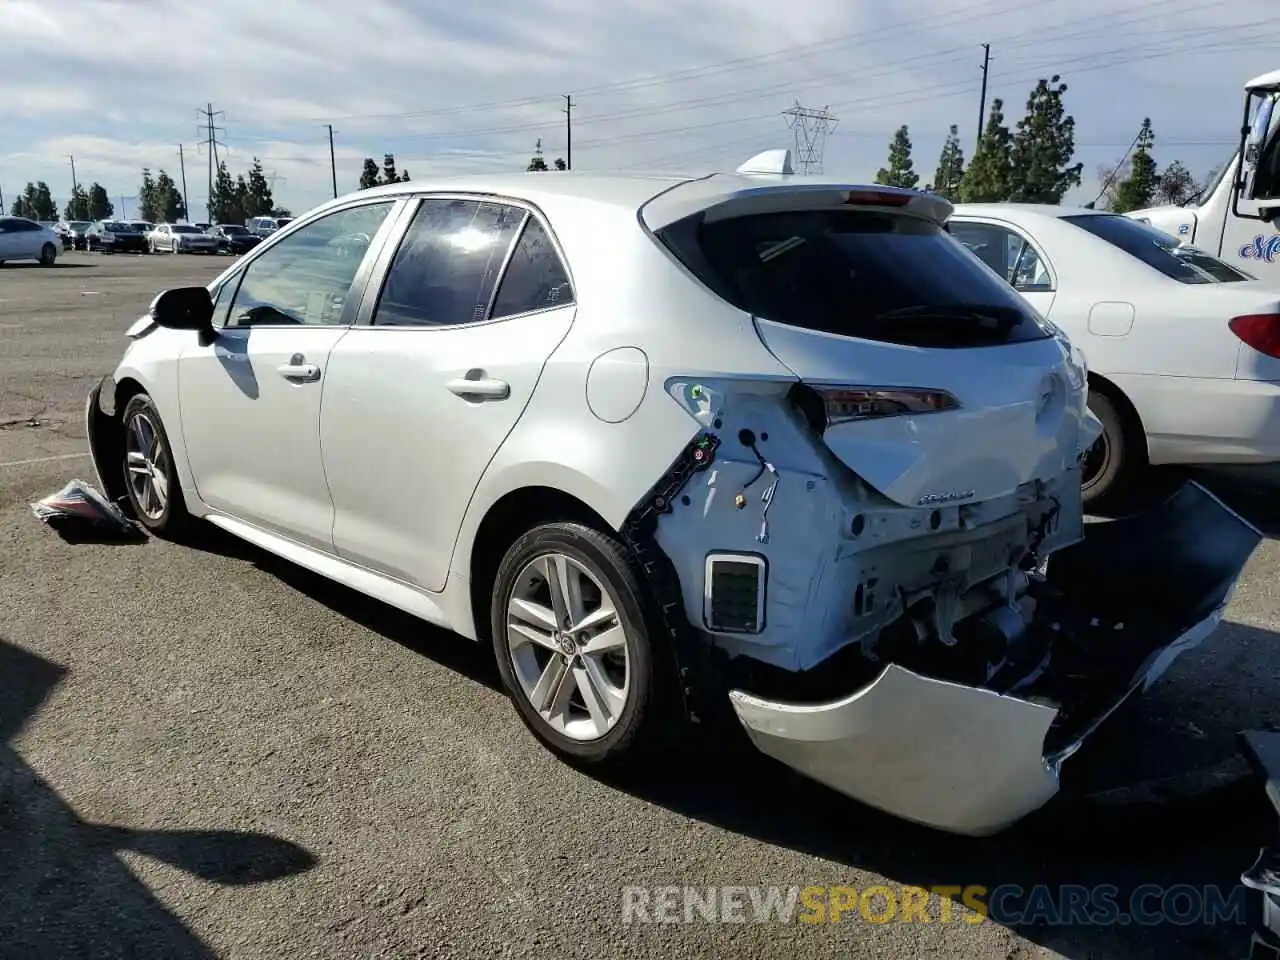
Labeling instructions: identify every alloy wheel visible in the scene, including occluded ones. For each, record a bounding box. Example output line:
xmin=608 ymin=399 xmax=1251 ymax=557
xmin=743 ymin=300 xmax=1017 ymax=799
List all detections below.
xmin=125 ymin=412 xmax=170 ymax=520
xmin=1080 ymin=429 xmax=1111 ymax=491
xmin=505 ymin=552 xmax=630 ymax=742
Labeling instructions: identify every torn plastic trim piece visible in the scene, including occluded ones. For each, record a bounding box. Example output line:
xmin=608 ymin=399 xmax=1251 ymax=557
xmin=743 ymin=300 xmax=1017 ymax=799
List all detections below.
xmin=619 ymin=430 xmax=722 ymax=725
xmin=727 ymin=480 xmax=1262 ymax=836
xmin=85 ymin=375 xmax=128 ymax=507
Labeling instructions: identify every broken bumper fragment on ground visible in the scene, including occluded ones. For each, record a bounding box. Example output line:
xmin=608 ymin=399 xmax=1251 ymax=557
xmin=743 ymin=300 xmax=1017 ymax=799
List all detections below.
xmin=728 ymin=482 xmax=1262 ymax=836
xmin=30 ymin=479 xmax=138 ymax=540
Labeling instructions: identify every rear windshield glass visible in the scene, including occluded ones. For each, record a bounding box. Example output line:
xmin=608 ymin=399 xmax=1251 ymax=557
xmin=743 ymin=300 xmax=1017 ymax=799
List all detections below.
xmin=1063 ymin=214 xmax=1252 ymax=283
xmin=656 ymin=208 xmax=1053 ymax=348
xmin=171 ymin=224 xmax=200 ymax=234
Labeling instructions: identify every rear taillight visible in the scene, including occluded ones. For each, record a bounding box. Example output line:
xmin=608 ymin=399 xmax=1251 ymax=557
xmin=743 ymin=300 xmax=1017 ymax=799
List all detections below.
xmin=789 ymin=384 xmax=959 ymax=432
xmin=1229 ymin=314 xmax=1280 ymax=359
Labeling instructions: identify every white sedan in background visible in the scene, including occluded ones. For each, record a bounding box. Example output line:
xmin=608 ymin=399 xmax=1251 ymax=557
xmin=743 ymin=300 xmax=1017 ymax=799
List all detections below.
xmin=949 ymin=204 xmax=1280 ymax=509
xmin=0 ymin=215 xmax=60 ymax=265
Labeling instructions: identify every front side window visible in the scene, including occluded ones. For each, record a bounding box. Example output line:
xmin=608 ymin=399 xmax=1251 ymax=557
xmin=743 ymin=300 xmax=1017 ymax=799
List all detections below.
xmin=1063 ymin=214 xmax=1251 ymax=283
xmin=372 ymin=199 xmax=524 ymax=327
xmin=949 ymin=221 xmax=1054 ymax=292
xmin=657 ymin=208 xmax=1054 ymax=348
xmin=224 ymin=201 xmax=394 ymax=327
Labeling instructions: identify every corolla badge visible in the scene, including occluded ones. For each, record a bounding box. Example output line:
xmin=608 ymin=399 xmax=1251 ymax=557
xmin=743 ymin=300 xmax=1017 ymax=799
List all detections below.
xmin=1240 ymin=234 xmax=1280 ymax=263
xmin=917 ymin=489 xmax=976 ymax=506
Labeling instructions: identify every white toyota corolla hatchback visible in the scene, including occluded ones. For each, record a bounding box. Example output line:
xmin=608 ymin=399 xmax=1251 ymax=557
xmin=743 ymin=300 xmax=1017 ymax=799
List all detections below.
xmin=84 ymin=152 xmax=1260 ymax=836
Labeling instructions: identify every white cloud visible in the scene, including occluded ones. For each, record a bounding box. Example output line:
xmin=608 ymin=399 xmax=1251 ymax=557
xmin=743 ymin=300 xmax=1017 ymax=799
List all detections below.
xmin=0 ymin=0 xmax=1274 ymax=218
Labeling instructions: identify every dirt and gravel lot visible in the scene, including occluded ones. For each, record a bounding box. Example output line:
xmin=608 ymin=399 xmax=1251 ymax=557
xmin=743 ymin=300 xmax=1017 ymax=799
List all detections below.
xmin=3 ymin=249 xmax=1280 ymax=959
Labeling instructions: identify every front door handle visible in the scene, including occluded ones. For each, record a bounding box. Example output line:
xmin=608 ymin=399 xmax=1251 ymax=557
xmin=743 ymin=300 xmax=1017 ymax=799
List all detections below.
xmin=277 ymin=362 xmax=321 ymax=382
xmin=446 ymin=377 xmax=510 ymax=400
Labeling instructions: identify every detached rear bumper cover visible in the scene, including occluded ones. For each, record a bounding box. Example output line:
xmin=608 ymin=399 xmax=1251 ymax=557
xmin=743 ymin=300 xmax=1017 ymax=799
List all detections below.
xmin=729 ymin=482 xmax=1262 ymax=837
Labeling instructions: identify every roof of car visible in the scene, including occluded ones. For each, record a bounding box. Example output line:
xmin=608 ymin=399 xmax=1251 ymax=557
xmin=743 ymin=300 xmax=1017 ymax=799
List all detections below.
xmin=325 ymin=169 xmax=952 ymax=228
xmin=951 ymin=203 xmax=1110 ymax=220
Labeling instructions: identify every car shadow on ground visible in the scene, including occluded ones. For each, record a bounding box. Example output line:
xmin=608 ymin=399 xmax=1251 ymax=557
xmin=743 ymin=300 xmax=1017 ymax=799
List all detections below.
xmin=0 ymin=262 xmax=95 ymax=269
xmin=0 ymin=637 xmax=318 ymax=959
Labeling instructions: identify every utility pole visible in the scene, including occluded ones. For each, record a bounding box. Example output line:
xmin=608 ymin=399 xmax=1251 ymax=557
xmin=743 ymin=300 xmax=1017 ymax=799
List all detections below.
xmin=563 ymin=95 xmax=573 ymax=170
xmin=178 ymin=144 xmax=190 ymax=222
xmin=782 ymin=102 xmax=839 ymax=175
xmin=976 ymin=43 xmax=992 ymax=155
xmin=327 ymin=124 xmax=337 ymax=198
xmin=68 ymin=155 xmax=78 ymax=197
xmin=196 ymin=103 xmax=226 ymax=223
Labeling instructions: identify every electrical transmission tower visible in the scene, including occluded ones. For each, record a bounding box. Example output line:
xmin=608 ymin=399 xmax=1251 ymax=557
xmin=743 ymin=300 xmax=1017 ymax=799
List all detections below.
xmin=782 ymin=102 xmax=838 ymax=174
xmin=196 ymin=103 xmax=227 ymax=222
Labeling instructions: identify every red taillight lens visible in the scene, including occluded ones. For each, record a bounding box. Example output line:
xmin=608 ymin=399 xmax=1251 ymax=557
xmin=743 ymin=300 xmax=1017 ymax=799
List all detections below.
xmin=815 ymin=386 xmax=959 ymax=427
xmin=1229 ymin=314 xmax=1280 ymax=359
xmin=843 ymin=190 xmax=913 ymax=207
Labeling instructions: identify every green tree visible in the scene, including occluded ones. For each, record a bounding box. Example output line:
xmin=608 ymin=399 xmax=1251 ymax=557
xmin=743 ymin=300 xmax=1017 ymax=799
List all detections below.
xmin=152 ymin=170 xmax=185 ymax=221
xmin=1154 ymin=158 xmax=1197 ymax=205
xmin=931 ymin=124 xmax=966 ymax=201
xmin=380 ymin=153 xmax=402 ymax=184
xmin=87 ymin=183 xmax=113 ymax=220
xmin=12 ymin=182 xmax=57 ymax=220
xmin=554 ymin=158 xmax=566 ymax=171
xmin=209 ymin=160 xmax=243 ymax=224
xmin=1112 ymin=119 xmax=1158 ymax=213
xmin=138 ymin=168 xmax=159 ymax=222
xmin=527 ymin=155 xmax=549 ymax=172
xmin=359 ymin=158 xmax=380 ymax=190
xmin=64 ymin=184 xmax=91 ymax=221
xmin=1007 ymin=76 xmax=1083 ymax=204
xmin=875 ymin=125 xmax=919 ymax=189
xmin=959 ymin=99 xmax=1014 ymax=202
xmin=245 ymin=159 xmax=274 ymax=217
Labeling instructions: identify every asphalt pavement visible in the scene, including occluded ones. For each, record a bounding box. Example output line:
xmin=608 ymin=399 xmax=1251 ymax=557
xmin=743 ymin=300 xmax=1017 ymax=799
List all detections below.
xmin=3 ymin=250 xmax=1280 ymax=959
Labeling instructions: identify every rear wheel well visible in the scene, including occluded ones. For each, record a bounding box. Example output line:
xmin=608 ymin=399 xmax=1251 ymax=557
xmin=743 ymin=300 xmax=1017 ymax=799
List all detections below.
xmin=1086 ymin=372 xmax=1148 ymax=462
xmin=113 ymin=377 xmax=147 ymax=416
xmin=469 ymin=487 xmax=612 ymax=644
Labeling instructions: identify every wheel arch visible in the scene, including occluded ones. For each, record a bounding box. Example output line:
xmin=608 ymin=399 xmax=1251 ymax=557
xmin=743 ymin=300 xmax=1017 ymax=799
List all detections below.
xmin=1087 ymin=371 xmax=1149 ymax=462
xmin=466 ymin=485 xmax=613 ymax=645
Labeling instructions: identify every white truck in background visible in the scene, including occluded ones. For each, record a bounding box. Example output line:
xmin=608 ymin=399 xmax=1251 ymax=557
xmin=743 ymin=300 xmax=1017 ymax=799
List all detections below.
xmin=1128 ymin=69 xmax=1280 ymax=278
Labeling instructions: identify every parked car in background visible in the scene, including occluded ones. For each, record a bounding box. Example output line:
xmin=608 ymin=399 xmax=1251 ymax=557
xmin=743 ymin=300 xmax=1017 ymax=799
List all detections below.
xmin=246 ymin=215 xmax=292 ymax=238
xmin=51 ymin=222 xmax=74 ymax=250
xmin=129 ymin=220 xmax=153 ymax=235
xmin=192 ymin=222 xmax=211 ymax=232
xmin=149 ymin=222 xmax=219 ymax=254
xmin=0 ymin=216 xmax=59 ymax=265
xmin=62 ymin=221 xmax=92 ymax=250
xmin=949 ymin=203 xmax=1280 ymax=509
xmin=207 ymin=223 xmax=262 ymax=255
xmin=80 ymin=154 xmax=1260 ymax=837
xmin=86 ymin=220 xmax=149 ymax=254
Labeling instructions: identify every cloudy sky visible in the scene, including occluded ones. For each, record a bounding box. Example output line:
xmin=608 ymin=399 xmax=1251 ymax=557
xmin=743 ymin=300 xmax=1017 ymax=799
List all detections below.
xmin=0 ymin=0 xmax=1275 ymax=220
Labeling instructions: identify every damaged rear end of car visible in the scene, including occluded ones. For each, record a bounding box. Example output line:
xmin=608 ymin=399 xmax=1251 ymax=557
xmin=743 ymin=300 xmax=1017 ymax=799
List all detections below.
xmin=626 ymin=178 xmax=1262 ymax=836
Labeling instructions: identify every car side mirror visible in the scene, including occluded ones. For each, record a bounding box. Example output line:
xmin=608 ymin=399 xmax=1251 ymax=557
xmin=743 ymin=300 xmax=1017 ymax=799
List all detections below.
xmin=149 ymin=286 xmax=216 ymax=341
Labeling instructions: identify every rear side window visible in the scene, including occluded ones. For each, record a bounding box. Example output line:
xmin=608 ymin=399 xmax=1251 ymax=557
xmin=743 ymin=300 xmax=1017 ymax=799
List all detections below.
xmin=1063 ymin=214 xmax=1251 ymax=283
xmin=490 ymin=217 xmax=573 ymax=318
xmin=656 ymin=209 xmax=1053 ymax=348
xmin=372 ymin=199 xmax=523 ymax=327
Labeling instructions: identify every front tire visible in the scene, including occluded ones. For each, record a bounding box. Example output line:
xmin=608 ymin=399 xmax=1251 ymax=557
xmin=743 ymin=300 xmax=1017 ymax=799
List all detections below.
xmin=1081 ymin=389 xmax=1146 ymax=513
xmin=38 ymin=243 xmax=56 ymax=266
xmin=491 ymin=522 xmax=674 ymax=766
xmin=121 ymin=394 xmax=193 ymax=539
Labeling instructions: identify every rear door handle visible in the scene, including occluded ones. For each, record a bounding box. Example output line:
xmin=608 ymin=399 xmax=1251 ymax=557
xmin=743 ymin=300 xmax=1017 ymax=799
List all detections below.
xmin=277 ymin=363 xmax=321 ymax=382
xmin=447 ymin=377 xmax=509 ymax=400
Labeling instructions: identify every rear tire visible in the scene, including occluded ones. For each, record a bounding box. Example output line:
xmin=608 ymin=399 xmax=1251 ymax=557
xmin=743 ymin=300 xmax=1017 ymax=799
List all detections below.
xmin=120 ymin=394 xmax=194 ymax=540
xmin=490 ymin=522 xmax=677 ymax=767
xmin=38 ymin=243 xmax=56 ymax=266
xmin=1081 ymin=388 xmax=1146 ymax=513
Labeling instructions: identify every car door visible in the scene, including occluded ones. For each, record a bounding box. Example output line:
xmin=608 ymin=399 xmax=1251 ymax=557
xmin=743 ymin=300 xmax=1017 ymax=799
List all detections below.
xmin=949 ymin=218 xmax=1058 ymax=318
xmin=0 ymin=218 xmax=19 ymax=259
xmin=321 ymin=196 xmax=578 ymax=592
xmin=176 ymin=197 xmax=401 ymax=549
